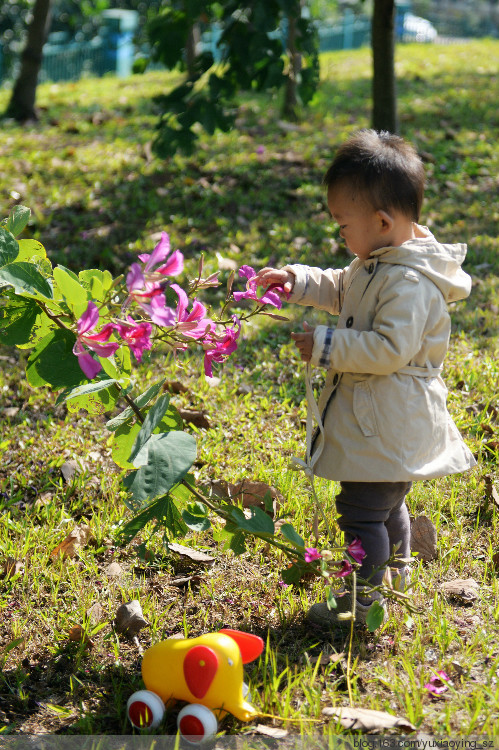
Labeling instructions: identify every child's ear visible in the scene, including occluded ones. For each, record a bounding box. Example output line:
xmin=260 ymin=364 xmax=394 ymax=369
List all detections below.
xmin=376 ymin=210 xmax=394 ymax=233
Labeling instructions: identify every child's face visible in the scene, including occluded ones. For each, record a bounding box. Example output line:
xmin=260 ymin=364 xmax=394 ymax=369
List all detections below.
xmin=327 ymin=185 xmax=386 ymax=261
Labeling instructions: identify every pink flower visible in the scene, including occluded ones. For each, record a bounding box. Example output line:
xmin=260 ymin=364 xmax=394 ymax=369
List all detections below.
xmin=170 ymin=284 xmax=213 ymax=339
xmin=332 ymin=559 xmax=353 ymax=578
xmin=138 ymin=232 xmax=184 ymax=277
xmin=304 ymin=547 xmax=321 ymax=563
xmin=125 ymin=232 xmax=184 ymax=325
xmin=233 ymin=265 xmax=288 ymax=309
xmin=74 ymin=302 xmax=119 ymax=379
xmin=114 ymin=317 xmax=152 ymax=361
xmin=203 ymin=317 xmax=241 ymax=377
xmin=347 ymin=537 xmax=366 ymax=565
xmin=424 ymin=671 xmax=450 ymax=696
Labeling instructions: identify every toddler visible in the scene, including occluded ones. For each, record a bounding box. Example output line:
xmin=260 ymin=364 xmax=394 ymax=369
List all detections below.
xmin=255 ymin=129 xmax=476 ymax=625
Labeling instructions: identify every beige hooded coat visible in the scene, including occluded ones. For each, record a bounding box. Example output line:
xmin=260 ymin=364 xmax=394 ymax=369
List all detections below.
xmin=285 ymin=229 xmax=476 ymax=482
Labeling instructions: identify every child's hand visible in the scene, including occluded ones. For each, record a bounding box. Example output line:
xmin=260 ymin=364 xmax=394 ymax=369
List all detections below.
xmin=253 ymin=267 xmax=295 ymax=295
xmin=291 ymin=321 xmax=315 ymax=362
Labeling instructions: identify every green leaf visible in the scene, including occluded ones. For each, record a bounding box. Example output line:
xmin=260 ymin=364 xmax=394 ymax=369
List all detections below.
xmin=229 ymin=505 xmax=275 ymax=536
xmin=105 ymin=379 xmax=166 ymax=431
xmin=53 ymin=266 xmax=89 ymax=317
xmin=56 ymin=379 xmax=120 ymax=416
xmin=182 ymin=501 xmax=211 ymax=532
xmin=111 ymin=401 xmax=182 ymax=469
xmin=16 ymin=238 xmax=47 ymax=263
xmin=280 ymin=523 xmax=305 ymax=548
xmin=5 ymin=206 xmax=30 ymax=237
xmin=281 ymin=563 xmax=303 ymax=585
xmin=365 ymin=600 xmax=386 ymax=632
xmin=116 ymin=495 xmax=168 ymax=544
xmin=326 ymin=587 xmax=337 ymax=610
xmin=0 ymin=229 xmax=20 ymax=267
xmin=99 ymin=344 xmax=131 ymax=385
xmin=0 ymin=295 xmax=40 ymax=346
xmin=0 ymin=261 xmax=53 ymax=299
xmin=229 ymin=528 xmax=246 ymax=555
xmin=122 ymin=431 xmax=197 ymax=502
xmin=129 ymin=394 xmax=171 ymax=464
xmin=26 ymin=329 xmax=85 ymax=389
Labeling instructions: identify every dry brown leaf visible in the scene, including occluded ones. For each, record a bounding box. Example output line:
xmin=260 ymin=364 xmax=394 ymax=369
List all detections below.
xmin=68 ymin=625 xmax=94 ymax=648
xmin=168 ymin=542 xmax=215 ymax=564
xmin=177 ymin=408 xmax=211 ymax=429
xmin=322 ymin=706 xmax=415 ymax=733
xmin=2 ymin=557 xmax=24 ymax=578
xmin=114 ymin=600 xmax=148 ymax=637
xmin=104 ymin=562 xmax=123 ymax=578
xmin=50 ymin=524 xmax=92 ymax=560
xmin=164 ymin=380 xmax=189 ymax=394
xmin=255 ymin=725 xmax=288 ymax=739
xmin=410 ymin=515 xmax=437 ymax=562
xmin=85 ymin=602 xmax=104 ymax=625
xmin=484 ymin=475 xmax=499 ymax=509
xmin=492 ymin=551 xmax=499 ymax=570
xmin=210 ymin=479 xmax=284 ymax=519
xmin=440 ymin=578 xmax=479 ymax=604
xmin=60 ymin=460 xmax=79 ymax=483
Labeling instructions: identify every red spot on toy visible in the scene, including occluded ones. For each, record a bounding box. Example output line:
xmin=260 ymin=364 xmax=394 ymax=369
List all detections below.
xmin=183 ymin=645 xmax=219 ymax=698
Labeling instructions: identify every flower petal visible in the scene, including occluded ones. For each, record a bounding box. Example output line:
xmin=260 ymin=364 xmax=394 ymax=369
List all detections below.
xmin=77 ymin=301 xmax=99 ymax=335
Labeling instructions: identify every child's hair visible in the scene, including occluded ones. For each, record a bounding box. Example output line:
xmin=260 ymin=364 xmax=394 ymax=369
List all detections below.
xmin=323 ymin=129 xmax=425 ymax=221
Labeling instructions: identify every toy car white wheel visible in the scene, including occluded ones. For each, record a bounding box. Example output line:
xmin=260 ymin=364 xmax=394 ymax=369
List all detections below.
xmin=177 ymin=704 xmax=218 ymax=744
xmin=127 ymin=689 xmax=165 ymax=729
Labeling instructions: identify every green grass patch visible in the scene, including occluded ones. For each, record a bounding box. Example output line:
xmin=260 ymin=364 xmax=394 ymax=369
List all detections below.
xmin=0 ymin=40 xmax=498 ymax=737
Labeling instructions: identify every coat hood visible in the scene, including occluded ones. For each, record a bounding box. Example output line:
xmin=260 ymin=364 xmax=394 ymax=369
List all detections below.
xmin=371 ymin=226 xmax=471 ymax=303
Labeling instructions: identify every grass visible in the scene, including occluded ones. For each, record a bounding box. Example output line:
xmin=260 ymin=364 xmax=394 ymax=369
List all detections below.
xmin=0 ymin=39 xmax=498 ymax=739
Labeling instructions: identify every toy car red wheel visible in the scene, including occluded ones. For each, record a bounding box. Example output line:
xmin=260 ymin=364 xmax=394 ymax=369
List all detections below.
xmin=127 ymin=690 xmax=165 ymax=729
xmin=177 ymin=704 xmax=218 ymax=744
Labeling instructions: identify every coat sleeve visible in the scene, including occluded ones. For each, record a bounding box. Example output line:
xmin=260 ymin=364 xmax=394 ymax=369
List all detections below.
xmin=311 ymin=267 xmax=449 ymax=375
xmin=283 ymin=263 xmax=352 ymax=315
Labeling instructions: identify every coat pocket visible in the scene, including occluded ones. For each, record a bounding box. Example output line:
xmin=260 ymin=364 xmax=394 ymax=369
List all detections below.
xmin=353 ymin=381 xmax=379 ymax=437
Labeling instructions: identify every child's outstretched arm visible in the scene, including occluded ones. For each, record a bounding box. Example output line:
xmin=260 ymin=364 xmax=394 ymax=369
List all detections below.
xmin=253 ymin=267 xmax=295 ymax=295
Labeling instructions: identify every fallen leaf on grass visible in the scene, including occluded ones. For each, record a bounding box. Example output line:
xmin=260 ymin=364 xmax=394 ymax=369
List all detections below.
xmin=255 ymin=725 xmax=288 ymax=739
xmin=85 ymin=602 xmax=104 ymax=625
xmin=210 ymin=479 xmax=284 ymax=518
xmin=114 ymin=600 xmax=148 ymax=637
xmin=440 ymin=578 xmax=479 ymax=603
xmin=177 ymin=408 xmax=211 ymax=429
xmin=104 ymin=562 xmax=123 ymax=578
xmin=492 ymin=552 xmax=499 ymax=570
xmin=2 ymin=558 xmax=24 ymax=578
xmin=50 ymin=524 xmax=92 ymax=559
xmin=410 ymin=516 xmax=437 ymax=562
xmin=170 ymin=575 xmax=204 ymax=588
xmin=68 ymin=625 xmax=94 ymax=649
xmin=164 ymin=380 xmax=189 ymax=394
xmin=322 ymin=706 xmax=415 ymax=732
xmin=168 ymin=542 xmax=215 ymax=564
xmin=60 ymin=460 xmax=79 ymax=483
xmin=483 ymin=474 xmax=499 ymax=510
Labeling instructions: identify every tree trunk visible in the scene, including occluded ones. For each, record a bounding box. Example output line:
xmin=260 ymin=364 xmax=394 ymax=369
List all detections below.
xmin=186 ymin=23 xmax=201 ymax=78
xmin=5 ymin=0 xmax=52 ymax=122
xmin=371 ymin=0 xmax=398 ymax=134
xmin=282 ymin=13 xmax=301 ymax=121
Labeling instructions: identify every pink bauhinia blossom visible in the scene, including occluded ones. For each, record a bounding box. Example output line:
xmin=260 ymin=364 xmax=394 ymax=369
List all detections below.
xmin=74 ymin=302 xmax=119 ymax=379
xmin=170 ymin=284 xmax=213 ymax=339
xmin=424 ymin=671 xmax=450 ymax=696
xmin=332 ymin=559 xmax=354 ymax=578
xmin=304 ymin=547 xmax=321 ymax=563
xmin=125 ymin=232 xmax=184 ymax=325
xmin=203 ymin=317 xmax=241 ymax=377
xmin=347 ymin=537 xmax=366 ymax=565
xmin=233 ymin=265 xmax=288 ymax=309
xmin=114 ymin=317 xmax=153 ymax=362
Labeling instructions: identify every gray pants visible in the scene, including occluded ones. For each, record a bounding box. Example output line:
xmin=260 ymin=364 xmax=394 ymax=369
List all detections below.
xmin=335 ymin=481 xmax=412 ymax=588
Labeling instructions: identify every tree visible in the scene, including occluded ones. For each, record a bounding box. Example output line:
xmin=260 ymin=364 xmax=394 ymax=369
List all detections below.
xmin=371 ymin=0 xmax=398 ymax=133
xmin=5 ymin=0 xmax=52 ymax=122
xmin=147 ymin=0 xmax=319 ymax=157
